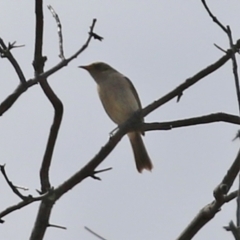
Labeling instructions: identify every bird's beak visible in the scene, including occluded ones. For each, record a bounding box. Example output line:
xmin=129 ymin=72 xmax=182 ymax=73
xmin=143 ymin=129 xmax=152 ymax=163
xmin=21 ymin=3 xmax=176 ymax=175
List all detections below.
xmin=78 ymin=65 xmax=91 ymax=71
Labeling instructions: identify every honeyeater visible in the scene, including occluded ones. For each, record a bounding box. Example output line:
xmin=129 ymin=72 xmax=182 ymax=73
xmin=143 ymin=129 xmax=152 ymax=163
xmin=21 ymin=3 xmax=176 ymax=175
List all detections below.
xmin=79 ymin=62 xmax=153 ymax=173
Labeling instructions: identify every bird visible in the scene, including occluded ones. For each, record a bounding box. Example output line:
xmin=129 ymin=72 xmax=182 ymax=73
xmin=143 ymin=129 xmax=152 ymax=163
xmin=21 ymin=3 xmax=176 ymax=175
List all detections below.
xmin=79 ymin=62 xmax=153 ymax=173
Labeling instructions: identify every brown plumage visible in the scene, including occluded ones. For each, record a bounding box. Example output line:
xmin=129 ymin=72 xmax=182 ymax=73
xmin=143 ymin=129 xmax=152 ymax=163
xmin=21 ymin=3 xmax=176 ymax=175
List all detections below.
xmin=79 ymin=62 xmax=153 ymax=173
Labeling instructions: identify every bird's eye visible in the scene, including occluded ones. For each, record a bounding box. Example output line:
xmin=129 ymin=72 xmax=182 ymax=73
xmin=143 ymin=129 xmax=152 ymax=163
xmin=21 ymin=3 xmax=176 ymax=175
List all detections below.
xmin=96 ymin=64 xmax=107 ymax=71
xmin=94 ymin=64 xmax=102 ymax=70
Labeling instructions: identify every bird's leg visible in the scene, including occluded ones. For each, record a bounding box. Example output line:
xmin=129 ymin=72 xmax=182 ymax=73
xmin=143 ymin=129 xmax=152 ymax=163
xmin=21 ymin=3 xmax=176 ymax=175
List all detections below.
xmin=109 ymin=126 xmax=119 ymax=137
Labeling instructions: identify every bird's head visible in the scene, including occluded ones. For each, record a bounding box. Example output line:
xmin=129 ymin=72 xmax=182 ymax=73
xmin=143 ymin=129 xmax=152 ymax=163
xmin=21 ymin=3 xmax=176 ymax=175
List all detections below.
xmin=79 ymin=62 xmax=111 ymax=71
xmin=79 ymin=62 xmax=117 ymax=81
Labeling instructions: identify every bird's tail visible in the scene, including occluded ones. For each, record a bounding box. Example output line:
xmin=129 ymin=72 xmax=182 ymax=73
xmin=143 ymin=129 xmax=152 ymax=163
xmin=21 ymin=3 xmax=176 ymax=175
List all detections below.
xmin=128 ymin=132 xmax=153 ymax=173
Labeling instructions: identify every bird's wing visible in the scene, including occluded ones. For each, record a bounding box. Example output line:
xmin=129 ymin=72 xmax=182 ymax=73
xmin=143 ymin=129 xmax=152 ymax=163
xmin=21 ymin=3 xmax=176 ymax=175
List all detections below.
xmin=124 ymin=77 xmax=145 ymax=136
xmin=124 ymin=77 xmax=142 ymax=109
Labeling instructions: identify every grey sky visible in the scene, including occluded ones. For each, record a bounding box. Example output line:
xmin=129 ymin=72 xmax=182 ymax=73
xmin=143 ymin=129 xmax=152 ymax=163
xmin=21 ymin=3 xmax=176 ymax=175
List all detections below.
xmin=1 ymin=1 xmax=240 ymax=239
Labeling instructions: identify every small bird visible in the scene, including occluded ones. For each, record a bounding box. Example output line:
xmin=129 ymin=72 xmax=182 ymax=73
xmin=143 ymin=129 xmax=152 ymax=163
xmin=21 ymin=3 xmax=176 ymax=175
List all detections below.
xmin=79 ymin=62 xmax=153 ymax=173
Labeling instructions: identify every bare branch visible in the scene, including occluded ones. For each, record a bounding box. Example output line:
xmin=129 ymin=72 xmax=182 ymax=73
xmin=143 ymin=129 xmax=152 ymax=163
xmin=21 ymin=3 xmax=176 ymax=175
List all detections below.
xmin=237 ymin=176 xmax=240 ymax=226
xmin=66 ymin=18 xmax=100 ymax=62
xmin=48 ymin=223 xmax=67 ymax=230
xmin=47 ymin=5 xmax=65 ymax=59
xmin=202 ymin=1 xmax=240 ymax=115
xmin=46 ymin=79 xmax=240 ymax=203
xmin=34 ymin=0 xmax=62 ymax=195
xmin=39 ymin=95 xmax=63 ymax=193
xmin=224 ymin=221 xmax=240 ymax=240
xmin=94 ymin=167 xmax=112 ymax=175
xmin=0 ymin=164 xmax=28 ymax=200
xmin=233 ymin=130 xmax=240 ymax=141
xmin=0 ymin=18 xmax=99 ymax=117
xmin=0 ymin=190 xmax=51 ymax=223
xmin=203 ymin=0 xmax=240 ymax=119
xmin=142 ymin=44 xmax=240 ymax=117
xmin=176 ymin=149 xmax=240 ymax=240
xmin=29 ymin=3 xmax=102 ymax=239
xmin=214 ymin=149 xmax=240 ymax=201
xmin=14 ymin=185 xmax=29 ymax=191
xmin=142 ymin=112 xmax=240 ymax=132
xmin=0 ymin=83 xmax=28 ymax=116
xmin=30 ymin=198 xmax=54 ymax=240
xmin=0 ymin=38 xmax=26 ymax=84
xmin=90 ymin=32 xmax=104 ymax=41
xmin=201 ymin=0 xmax=228 ymax=33
xmin=34 ymin=0 xmax=53 ymax=188
xmin=225 ymin=190 xmax=238 ymax=203
xmin=1 ymin=35 xmax=231 ymax=121
xmin=7 ymin=41 xmax=25 ymax=50
xmin=30 ymin=2 xmax=62 ymax=239
xmin=214 ymin=43 xmax=227 ymax=53
xmin=90 ymin=167 xmax=112 ymax=181
xmin=227 ymin=26 xmax=240 ymax=115
xmin=84 ymin=226 xmax=107 ymax=240
xmin=54 ymin=122 xmax=129 ymax=199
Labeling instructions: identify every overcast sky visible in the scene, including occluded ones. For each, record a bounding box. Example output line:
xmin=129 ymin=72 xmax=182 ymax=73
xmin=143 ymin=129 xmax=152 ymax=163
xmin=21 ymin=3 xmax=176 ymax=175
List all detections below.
xmin=1 ymin=1 xmax=240 ymax=239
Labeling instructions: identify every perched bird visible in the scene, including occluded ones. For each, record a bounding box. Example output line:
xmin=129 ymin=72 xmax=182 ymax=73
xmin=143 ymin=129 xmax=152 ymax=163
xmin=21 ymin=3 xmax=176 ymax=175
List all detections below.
xmin=79 ymin=62 xmax=153 ymax=173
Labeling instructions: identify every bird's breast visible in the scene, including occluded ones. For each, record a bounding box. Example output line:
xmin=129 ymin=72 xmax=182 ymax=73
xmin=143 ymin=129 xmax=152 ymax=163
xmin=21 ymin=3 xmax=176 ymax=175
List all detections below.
xmin=97 ymin=79 xmax=140 ymax=125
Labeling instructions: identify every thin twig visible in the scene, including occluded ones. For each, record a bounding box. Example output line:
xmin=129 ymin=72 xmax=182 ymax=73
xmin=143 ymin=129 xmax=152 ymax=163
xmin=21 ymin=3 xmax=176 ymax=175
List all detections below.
xmin=225 ymin=190 xmax=238 ymax=203
xmin=0 ymin=18 xmax=100 ymax=117
xmin=90 ymin=167 xmax=113 ymax=180
xmin=176 ymin=149 xmax=240 ymax=240
xmin=67 ymin=18 xmax=99 ymax=62
xmin=84 ymin=226 xmax=107 ymax=240
xmin=47 ymin=5 xmax=65 ymax=59
xmin=203 ymin=0 xmax=240 ymax=228
xmin=141 ymin=46 xmax=239 ymax=117
xmin=0 ymin=190 xmax=51 ymax=223
xmin=0 ymin=164 xmax=28 ymax=200
xmin=201 ymin=0 xmax=228 ymax=33
xmin=142 ymin=112 xmax=240 ymax=132
xmin=54 ymin=118 xmax=130 ymax=199
xmin=0 ymin=38 xmax=26 ymax=84
xmin=214 ymin=43 xmax=227 ymax=53
xmin=224 ymin=221 xmax=240 ymax=240
xmin=227 ymin=26 xmax=240 ymax=114
xmin=14 ymin=185 xmax=29 ymax=191
xmin=202 ymin=2 xmax=240 ymax=228
xmin=202 ymin=1 xmax=240 ymax=114
xmin=238 ymin=175 xmax=240 ymax=226
xmin=48 ymin=223 xmax=67 ymax=230
xmin=142 ymin=48 xmax=240 ymax=117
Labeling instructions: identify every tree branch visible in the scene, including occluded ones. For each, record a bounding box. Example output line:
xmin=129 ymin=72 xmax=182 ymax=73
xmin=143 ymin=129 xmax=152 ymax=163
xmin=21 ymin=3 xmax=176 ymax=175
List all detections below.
xmin=0 ymin=164 xmax=28 ymax=200
xmin=201 ymin=0 xmax=240 ymax=114
xmin=47 ymin=5 xmax=65 ymax=60
xmin=84 ymin=226 xmax=107 ymax=240
xmin=32 ymin=1 xmax=64 ymax=194
xmin=142 ymin=42 xmax=240 ymax=117
xmin=0 ymin=18 xmax=99 ymax=117
xmin=201 ymin=0 xmax=228 ymax=33
xmin=54 ymin=121 xmax=129 ymax=199
xmin=176 ymin=149 xmax=240 ymax=240
xmin=142 ymin=112 xmax=240 ymax=132
xmin=0 ymin=190 xmax=51 ymax=223
xmin=0 ymin=39 xmax=26 ymax=84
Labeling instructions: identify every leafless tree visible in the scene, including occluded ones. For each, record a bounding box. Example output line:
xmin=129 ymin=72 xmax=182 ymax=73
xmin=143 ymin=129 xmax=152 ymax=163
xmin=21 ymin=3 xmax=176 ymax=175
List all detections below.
xmin=1 ymin=1 xmax=240 ymax=239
